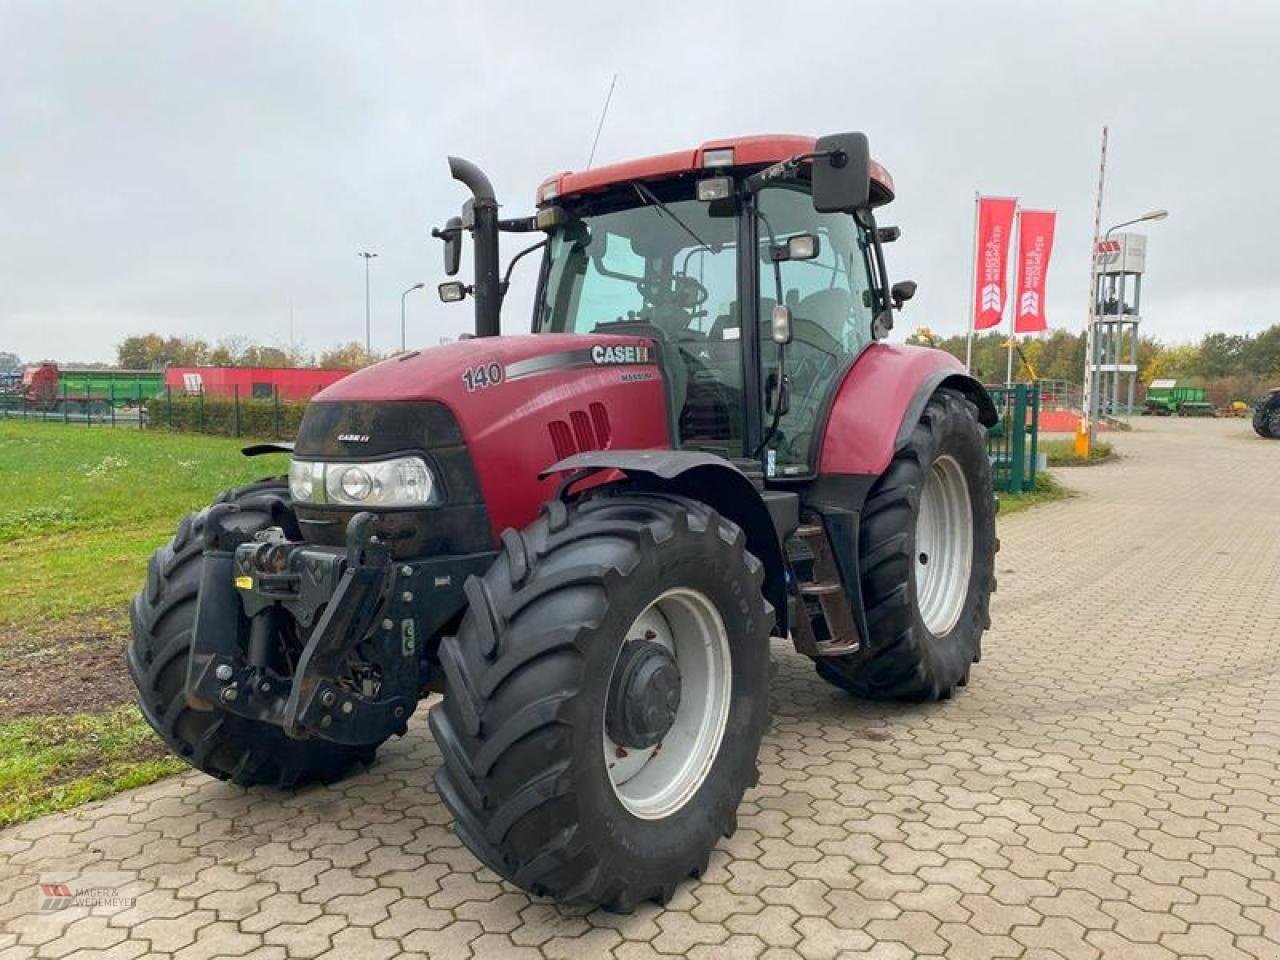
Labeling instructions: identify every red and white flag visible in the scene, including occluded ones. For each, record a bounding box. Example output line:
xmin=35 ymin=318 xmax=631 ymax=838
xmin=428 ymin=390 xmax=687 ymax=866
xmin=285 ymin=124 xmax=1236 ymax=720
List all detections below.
xmin=972 ymin=197 xmax=1017 ymax=330
xmin=1014 ymin=210 xmax=1057 ymax=333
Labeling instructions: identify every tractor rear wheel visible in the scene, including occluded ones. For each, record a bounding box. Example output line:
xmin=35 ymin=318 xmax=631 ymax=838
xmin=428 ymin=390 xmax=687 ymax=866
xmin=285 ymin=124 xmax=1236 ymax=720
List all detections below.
xmin=816 ymin=388 xmax=996 ymax=701
xmin=1254 ymin=393 xmax=1280 ymax=438
xmin=127 ymin=481 xmax=379 ymax=787
xmin=429 ymin=493 xmax=771 ymax=910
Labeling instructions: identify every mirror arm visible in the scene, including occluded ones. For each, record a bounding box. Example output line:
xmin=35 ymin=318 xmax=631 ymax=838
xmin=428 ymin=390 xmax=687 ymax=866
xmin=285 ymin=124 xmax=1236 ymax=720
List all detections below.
xmin=744 ymin=149 xmax=846 ymax=194
xmin=498 ymin=216 xmax=540 ymax=233
xmin=499 ymin=239 xmax=549 ymax=304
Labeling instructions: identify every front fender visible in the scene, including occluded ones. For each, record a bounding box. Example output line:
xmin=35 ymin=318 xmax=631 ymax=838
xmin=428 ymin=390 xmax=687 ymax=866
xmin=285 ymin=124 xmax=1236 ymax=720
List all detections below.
xmin=540 ymin=450 xmax=792 ymax=636
xmin=818 ymin=343 xmax=995 ymax=477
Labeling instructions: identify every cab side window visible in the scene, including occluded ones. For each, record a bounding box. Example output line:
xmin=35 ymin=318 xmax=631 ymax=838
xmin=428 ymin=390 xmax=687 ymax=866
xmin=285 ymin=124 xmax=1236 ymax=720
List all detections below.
xmin=757 ymin=185 xmax=877 ymax=472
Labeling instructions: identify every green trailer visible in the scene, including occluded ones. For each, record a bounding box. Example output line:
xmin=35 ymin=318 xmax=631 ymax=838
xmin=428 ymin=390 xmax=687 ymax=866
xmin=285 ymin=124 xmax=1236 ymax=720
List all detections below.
xmin=57 ymin=367 xmax=165 ymax=404
xmin=1143 ymin=379 xmax=1215 ymax=417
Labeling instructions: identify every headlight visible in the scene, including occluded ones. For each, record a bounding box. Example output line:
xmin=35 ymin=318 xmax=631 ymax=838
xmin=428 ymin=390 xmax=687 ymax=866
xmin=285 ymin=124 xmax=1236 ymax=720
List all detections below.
xmin=289 ymin=455 xmax=437 ymax=507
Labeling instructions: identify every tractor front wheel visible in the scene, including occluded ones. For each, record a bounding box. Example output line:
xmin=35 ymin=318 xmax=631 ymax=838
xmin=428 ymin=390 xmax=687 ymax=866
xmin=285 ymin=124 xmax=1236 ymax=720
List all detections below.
xmin=429 ymin=493 xmax=771 ymax=910
xmin=816 ymin=388 xmax=996 ymax=701
xmin=127 ymin=481 xmax=380 ymax=787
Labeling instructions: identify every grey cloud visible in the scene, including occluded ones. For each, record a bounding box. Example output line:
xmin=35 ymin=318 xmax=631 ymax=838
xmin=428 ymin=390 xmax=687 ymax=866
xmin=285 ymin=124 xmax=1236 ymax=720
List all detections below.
xmin=1 ymin=0 xmax=1276 ymax=363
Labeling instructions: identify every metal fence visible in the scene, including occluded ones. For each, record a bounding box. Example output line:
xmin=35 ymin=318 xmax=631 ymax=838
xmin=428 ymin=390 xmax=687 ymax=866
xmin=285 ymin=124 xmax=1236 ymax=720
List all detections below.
xmin=986 ymin=383 xmax=1041 ymax=493
xmin=0 ymin=384 xmax=315 ymax=440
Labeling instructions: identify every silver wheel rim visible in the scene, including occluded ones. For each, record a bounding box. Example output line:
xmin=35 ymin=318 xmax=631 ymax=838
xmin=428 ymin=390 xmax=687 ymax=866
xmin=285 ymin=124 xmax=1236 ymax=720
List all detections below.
xmin=604 ymin=588 xmax=731 ymax=820
xmin=914 ymin=454 xmax=974 ymax=636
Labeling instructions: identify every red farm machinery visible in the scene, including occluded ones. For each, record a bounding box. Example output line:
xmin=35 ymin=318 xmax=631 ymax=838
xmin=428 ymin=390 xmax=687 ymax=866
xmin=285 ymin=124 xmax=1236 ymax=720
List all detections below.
xmin=128 ymin=132 xmax=998 ymax=909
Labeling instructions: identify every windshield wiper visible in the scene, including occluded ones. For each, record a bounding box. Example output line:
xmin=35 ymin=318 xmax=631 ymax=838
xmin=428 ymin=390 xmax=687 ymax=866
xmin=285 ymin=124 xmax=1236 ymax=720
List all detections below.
xmin=631 ymin=182 xmax=710 ymax=251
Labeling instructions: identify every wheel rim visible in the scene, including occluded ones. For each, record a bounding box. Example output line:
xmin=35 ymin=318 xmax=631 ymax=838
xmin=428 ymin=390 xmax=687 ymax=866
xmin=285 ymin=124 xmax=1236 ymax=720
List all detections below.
xmin=914 ymin=454 xmax=974 ymax=636
xmin=604 ymin=588 xmax=731 ymax=820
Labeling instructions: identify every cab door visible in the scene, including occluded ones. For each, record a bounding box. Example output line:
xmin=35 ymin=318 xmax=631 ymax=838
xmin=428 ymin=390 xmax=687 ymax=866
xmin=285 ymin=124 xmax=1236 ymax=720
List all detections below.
xmin=756 ymin=184 xmax=879 ymax=476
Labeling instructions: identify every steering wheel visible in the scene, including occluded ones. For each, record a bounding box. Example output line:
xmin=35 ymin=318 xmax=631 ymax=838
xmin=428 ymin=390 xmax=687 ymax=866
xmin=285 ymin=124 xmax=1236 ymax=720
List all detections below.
xmin=637 ymin=274 xmax=709 ymax=310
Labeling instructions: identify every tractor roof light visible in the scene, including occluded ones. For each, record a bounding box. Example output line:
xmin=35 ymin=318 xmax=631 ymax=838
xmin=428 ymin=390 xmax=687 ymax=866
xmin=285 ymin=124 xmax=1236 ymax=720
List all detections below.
xmin=702 ymin=147 xmax=735 ymax=168
xmin=536 ymin=206 xmax=568 ymax=231
xmin=537 ymin=177 xmax=561 ymax=204
xmin=696 ymin=177 xmax=732 ymax=202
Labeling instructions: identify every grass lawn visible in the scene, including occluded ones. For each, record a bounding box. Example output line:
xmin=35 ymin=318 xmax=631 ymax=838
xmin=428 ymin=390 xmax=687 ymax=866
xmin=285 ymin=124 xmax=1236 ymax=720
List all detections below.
xmin=1039 ymin=436 xmax=1116 ymax=466
xmin=997 ymin=472 xmax=1073 ymax=516
xmin=0 ymin=419 xmax=1080 ymax=827
xmin=0 ymin=420 xmax=288 ymax=825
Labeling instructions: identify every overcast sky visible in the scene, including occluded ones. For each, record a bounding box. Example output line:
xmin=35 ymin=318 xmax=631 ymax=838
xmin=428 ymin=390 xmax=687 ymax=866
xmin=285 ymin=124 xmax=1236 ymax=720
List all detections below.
xmin=2 ymin=1 xmax=1277 ymax=364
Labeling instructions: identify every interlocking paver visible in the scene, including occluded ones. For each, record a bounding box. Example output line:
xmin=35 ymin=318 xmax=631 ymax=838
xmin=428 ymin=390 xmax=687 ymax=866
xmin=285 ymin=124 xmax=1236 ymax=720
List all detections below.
xmin=3 ymin=418 xmax=1279 ymax=959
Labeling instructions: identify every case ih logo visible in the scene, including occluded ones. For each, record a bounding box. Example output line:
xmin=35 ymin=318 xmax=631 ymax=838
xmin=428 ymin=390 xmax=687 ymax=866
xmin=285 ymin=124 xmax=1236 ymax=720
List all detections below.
xmin=591 ymin=344 xmax=652 ymax=366
xmin=38 ymin=883 xmax=74 ymax=911
xmin=1019 ymin=291 xmax=1040 ymax=316
xmin=979 ymin=284 xmax=1002 ymax=312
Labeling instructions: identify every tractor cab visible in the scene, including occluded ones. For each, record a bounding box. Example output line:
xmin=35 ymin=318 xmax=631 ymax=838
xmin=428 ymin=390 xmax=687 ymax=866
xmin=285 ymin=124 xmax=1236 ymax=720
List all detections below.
xmin=440 ymin=134 xmax=904 ymax=478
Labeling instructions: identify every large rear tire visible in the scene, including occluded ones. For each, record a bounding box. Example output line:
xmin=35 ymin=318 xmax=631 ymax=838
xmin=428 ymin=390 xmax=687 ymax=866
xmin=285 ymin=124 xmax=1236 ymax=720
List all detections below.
xmin=127 ymin=481 xmax=379 ymax=787
xmin=1254 ymin=392 xmax=1280 ymax=438
xmin=816 ymin=388 xmax=996 ymax=701
xmin=429 ymin=493 xmax=771 ymax=910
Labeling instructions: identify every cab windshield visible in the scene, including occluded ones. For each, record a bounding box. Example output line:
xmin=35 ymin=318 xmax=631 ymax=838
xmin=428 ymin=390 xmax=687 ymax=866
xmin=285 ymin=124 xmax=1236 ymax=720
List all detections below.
xmin=536 ymin=190 xmax=747 ymax=456
xmin=535 ymin=181 xmax=878 ymax=470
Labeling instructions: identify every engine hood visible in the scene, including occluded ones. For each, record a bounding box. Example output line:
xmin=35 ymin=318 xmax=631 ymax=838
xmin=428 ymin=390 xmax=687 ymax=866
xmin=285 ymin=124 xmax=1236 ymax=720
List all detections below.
xmin=317 ymin=334 xmax=658 ymax=404
xmin=305 ymin=333 xmax=672 ymax=542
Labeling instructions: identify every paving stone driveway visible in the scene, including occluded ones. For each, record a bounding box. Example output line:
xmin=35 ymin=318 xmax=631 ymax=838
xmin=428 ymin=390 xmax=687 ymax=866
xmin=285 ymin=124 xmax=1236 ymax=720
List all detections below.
xmin=2 ymin=417 xmax=1278 ymax=959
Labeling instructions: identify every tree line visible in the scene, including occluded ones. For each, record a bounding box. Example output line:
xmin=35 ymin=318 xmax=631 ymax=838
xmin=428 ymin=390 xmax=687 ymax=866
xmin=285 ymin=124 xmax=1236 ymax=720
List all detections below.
xmin=114 ymin=334 xmax=379 ymax=371
xmin=907 ymin=324 xmax=1280 ymax=405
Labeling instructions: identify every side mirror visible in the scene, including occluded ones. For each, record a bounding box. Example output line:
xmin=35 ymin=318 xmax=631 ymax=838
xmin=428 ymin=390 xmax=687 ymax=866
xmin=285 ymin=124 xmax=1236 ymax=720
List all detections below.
xmin=812 ymin=132 xmax=871 ymax=213
xmin=876 ymin=226 xmax=901 ymax=243
xmin=438 ymin=281 xmax=468 ymax=303
xmin=432 ymin=216 xmax=463 ymax=276
xmin=891 ymin=280 xmax=917 ymax=309
xmin=770 ymin=305 xmax=794 ymax=345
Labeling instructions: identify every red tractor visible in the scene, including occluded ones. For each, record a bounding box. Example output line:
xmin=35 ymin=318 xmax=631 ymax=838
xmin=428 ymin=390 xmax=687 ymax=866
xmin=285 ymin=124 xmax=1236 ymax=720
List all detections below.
xmin=128 ymin=133 xmax=997 ymax=909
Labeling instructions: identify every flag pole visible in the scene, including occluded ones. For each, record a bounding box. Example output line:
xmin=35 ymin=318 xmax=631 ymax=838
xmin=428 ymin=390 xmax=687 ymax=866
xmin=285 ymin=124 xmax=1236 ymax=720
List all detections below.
xmin=1078 ymin=126 xmax=1109 ymax=457
xmin=965 ymin=192 xmax=979 ymax=373
xmin=1006 ymin=204 xmax=1021 ymax=386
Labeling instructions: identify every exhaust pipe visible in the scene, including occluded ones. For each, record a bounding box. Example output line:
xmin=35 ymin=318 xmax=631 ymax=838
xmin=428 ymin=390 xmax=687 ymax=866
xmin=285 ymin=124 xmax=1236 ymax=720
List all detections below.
xmin=448 ymin=156 xmax=501 ymax=338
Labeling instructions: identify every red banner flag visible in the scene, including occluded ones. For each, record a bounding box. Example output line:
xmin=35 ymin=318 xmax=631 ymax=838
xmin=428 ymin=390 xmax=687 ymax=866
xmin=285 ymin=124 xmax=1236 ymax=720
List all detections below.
xmin=972 ymin=197 xmax=1017 ymax=330
xmin=1014 ymin=209 xmax=1057 ymax=333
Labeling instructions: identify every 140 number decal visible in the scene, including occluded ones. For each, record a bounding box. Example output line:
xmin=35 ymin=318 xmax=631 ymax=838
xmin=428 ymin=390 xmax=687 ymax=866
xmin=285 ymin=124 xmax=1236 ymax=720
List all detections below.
xmin=461 ymin=362 xmax=504 ymax=393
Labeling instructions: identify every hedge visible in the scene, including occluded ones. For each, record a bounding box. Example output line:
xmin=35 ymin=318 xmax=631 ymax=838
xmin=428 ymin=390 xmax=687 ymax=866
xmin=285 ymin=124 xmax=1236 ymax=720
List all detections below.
xmin=144 ymin=393 xmax=307 ymax=440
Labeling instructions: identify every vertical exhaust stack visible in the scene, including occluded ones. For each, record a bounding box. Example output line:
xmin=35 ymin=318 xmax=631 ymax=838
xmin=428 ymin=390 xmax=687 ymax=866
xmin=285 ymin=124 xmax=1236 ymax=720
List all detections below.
xmin=447 ymin=156 xmax=501 ymax=338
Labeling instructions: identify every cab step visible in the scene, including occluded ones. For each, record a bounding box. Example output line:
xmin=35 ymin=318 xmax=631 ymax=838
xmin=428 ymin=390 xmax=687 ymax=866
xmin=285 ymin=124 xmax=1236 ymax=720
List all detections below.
xmin=787 ymin=520 xmax=861 ymax=658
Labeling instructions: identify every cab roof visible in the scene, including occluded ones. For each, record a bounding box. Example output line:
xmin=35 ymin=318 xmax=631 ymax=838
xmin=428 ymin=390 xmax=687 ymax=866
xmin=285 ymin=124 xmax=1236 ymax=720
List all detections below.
xmin=537 ymin=134 xmax=895 ymax=207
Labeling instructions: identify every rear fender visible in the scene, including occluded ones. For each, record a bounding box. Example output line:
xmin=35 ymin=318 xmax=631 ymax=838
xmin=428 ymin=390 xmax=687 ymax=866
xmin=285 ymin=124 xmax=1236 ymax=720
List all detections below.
xmin=541 ymin=450 xmax=793 ymax=636
xmin=818 ymin=343 xmax=996 ymax=477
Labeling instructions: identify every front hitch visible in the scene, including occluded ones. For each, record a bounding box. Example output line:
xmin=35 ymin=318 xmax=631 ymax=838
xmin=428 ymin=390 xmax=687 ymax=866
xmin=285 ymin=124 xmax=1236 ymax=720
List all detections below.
xmin=187 ymin=508 xmax=418 ymax=745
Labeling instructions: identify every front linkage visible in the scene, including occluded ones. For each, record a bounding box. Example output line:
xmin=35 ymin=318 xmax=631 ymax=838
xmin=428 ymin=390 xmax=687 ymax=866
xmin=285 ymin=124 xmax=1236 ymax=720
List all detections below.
xmin=184 ymin=505 xmax=481 ymax=746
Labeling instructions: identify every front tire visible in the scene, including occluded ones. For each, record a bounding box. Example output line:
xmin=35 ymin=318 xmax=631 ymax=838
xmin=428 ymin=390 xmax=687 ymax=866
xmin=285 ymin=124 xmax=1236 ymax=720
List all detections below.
xmin=816 ymin=388 xmax=996 ymax=701
xmin=127 ymin=481 xmax=380 ymax=787
xmin=429 ymin=493 xmax=771 ymax=910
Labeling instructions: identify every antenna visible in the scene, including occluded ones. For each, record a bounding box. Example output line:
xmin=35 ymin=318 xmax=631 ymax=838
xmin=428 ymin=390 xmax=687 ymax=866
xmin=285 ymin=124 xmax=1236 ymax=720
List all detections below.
xmin=586 ymin=74 xmax=618 ymax=170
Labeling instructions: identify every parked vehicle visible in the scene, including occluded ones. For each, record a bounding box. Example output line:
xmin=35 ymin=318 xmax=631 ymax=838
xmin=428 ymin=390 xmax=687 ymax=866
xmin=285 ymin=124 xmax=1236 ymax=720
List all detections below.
xmin=1143 ymin=378 xmax=1215 ymax=417
xmin=1254 ymin=387 xmax=1280 ymax=438
xmin=127 ymin=132 xmax=998 ymax=909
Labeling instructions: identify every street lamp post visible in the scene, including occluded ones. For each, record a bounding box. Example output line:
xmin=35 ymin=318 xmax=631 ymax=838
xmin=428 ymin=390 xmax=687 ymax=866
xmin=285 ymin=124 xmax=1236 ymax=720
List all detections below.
xmin=400 ymin=282 xmax=425 ymax=353
xmin=1084 ymin=209 xmax=1168 ymax=447
xmin=358 ymin=251 xmax=378 ymax=358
